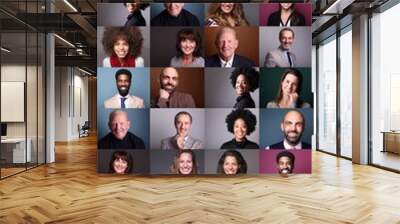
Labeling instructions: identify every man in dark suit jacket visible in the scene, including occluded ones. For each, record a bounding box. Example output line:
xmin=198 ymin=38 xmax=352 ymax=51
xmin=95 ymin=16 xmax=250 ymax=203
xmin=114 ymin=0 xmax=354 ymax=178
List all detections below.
xmin=267 ymin=110 xmax=311 ymax=150
xmin=205 ymin=27 xmax=254 ymax=67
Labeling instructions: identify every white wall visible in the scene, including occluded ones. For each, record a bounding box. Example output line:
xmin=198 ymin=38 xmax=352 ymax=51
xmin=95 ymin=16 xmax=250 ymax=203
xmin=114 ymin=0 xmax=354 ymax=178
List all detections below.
xmin=54 ymin=67 xmax=89 ymax=141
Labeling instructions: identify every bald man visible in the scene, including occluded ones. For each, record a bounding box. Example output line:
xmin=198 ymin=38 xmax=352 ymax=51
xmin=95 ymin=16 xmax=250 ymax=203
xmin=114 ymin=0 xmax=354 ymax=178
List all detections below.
xmin=151 ymin=67 xmax=196 ymax=108
xmin=267 ymin=110 xmax=311 ymax=150
xmin=205 ymin=27 xmax=254 ymax=67
xmin=98 ymin=110 xmax=145 ymax=149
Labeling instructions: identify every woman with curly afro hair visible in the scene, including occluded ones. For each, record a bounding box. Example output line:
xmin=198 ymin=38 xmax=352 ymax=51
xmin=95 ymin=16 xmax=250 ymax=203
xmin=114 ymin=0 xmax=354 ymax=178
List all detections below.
xmin=102 ymin=26 xmax=144 ymax=67
xmin=230 ymin=67 xmax=259 ymax=109
xmin=220 ymin=109 xmax=259 ymax=149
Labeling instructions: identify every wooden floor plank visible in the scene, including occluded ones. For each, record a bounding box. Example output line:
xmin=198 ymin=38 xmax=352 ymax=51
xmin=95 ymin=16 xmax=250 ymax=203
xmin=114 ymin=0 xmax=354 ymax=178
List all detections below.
xmin=0 ymin=134 xmax=400 ymax=223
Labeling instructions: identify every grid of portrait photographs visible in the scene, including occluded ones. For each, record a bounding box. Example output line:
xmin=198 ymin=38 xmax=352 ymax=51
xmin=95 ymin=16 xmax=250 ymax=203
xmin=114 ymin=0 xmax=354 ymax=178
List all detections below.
xmin=97 ymin=2 xmax=313 ymax=176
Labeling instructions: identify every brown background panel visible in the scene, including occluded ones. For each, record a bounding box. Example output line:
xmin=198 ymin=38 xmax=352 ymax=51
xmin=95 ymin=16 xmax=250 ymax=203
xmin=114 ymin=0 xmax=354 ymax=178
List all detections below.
xmin=150 ymin=68 xmax=205 ymax=108
xmin=204 ymin=27 xmax=259 ymax=67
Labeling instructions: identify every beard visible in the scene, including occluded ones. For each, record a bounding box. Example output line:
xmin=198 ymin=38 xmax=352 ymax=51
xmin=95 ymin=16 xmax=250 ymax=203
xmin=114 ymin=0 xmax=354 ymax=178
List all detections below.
xmin=118 ymin=86 xmax=130 ymax=96
xmin=284 ymin=131 xmax=302 ymax=145
xmin=279 ymin=167 xmax=292 ymax=175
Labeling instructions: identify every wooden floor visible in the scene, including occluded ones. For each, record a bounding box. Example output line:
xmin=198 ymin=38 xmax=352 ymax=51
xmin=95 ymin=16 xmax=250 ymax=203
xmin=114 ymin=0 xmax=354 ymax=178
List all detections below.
xmin=1 ymin=135 xmax=400 ymax=223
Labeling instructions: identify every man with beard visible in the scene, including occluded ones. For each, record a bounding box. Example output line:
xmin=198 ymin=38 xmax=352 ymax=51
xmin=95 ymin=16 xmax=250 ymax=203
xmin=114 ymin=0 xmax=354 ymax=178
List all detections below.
xmin=160 ymin=111 xmax=203 ymax=150
xmin=267 ymin=110 xmax=311 ymax=149
xmin=104 ymin=69 xmax=144 ymax=109
xmin=276 ymin=150 xmax=295 ymax=175
xmin=264 ymin=27 xmax=297 ymax=68
xmin=151 ymin=67 xmax=196 ymax=108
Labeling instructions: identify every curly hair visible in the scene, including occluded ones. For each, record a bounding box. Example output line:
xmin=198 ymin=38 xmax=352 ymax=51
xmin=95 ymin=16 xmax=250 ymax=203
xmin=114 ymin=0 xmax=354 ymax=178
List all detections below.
xmin=175 ymin=28 xmax=202 ymax=57
xmin=170 ymin=149 xmax=198 ymax=175
xmin=109 ymin=151 xmax=133 ymax=174
xmin=102 ymin=26 xmax=143 ymax=58
xmin=225 ymin=109 xmax=257 ymax=135
xmin=217 ymin=150 xmax=247 ymax=174
xmin=230 ymin=67 xmax=259 ymax=92
xmin=206 ymin=3 xmax=249 ymax=26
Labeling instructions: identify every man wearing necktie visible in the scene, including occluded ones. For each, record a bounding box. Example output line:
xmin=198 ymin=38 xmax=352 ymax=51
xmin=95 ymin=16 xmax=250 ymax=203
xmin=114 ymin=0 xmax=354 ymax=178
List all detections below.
xmin=104 ymin=69 xmax=145 ymax=109
xmin=264 ymin=27 xmax=297 ymax=68
xmin=266 ymin=109 xmax=311 ymax=150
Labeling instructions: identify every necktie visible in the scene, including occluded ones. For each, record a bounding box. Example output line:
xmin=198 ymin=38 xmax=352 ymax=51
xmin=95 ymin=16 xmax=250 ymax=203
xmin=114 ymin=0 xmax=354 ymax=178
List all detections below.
xmin=222 ymin=61 xmax=227 ymax=67
xmin=287 ymin=52 xmax=293 ymax=67
xmin=120 ymin=97 xmax=126 ymax=108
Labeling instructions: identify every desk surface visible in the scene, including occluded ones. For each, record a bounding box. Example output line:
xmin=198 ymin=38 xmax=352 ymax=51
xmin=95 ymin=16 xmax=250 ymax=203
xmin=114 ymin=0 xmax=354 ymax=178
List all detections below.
xmin=1 ymin=138 xmax=27 ymax=143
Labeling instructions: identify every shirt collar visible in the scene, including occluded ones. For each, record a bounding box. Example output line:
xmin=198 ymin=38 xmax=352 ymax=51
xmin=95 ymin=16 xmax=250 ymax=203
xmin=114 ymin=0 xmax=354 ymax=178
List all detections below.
xmin=283 ymin=139 xmax=302 ymax=150
xmin=118 ymin=94 xmax=130 ymax=99
xmin=219 ymin=54 xmax=235 ymax=68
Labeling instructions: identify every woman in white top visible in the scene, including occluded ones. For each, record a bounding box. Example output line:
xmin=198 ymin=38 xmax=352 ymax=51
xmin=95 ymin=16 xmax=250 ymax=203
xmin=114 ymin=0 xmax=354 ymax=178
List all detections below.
xmin=170 ymin=28 xmax=204 ymax=67
xmin=266 ymin=69 xmax=311 ymax=108
xmin=102 ymin=26 xmax=144 ymax=67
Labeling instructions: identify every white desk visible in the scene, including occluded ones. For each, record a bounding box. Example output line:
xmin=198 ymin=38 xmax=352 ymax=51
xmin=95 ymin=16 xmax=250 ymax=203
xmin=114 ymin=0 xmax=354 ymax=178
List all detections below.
xmin=1 ymin=138 xmax=31 ymax=163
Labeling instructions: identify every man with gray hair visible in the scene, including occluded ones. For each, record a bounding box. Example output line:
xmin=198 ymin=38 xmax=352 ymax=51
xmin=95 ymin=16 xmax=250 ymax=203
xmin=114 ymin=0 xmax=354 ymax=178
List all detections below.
xmin=205 ymin=27 xmax=254 ymax=67
xmin=98 ymin=110 xmax=145 ymax=149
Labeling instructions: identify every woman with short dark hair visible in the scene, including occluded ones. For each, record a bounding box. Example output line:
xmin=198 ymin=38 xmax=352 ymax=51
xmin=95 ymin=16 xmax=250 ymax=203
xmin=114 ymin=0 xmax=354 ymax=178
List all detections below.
xmin=170 ymin=28 xmax=204 ymax=67
xmin=267 ymin=3 xmax=306 ymax=27
xmin=230 ymin=67 xmax=259 ymax=109
xmin=220 ymin=109 xmax=259 ymax=149
xmin=109 ymin=151 xmax=133 ymax=174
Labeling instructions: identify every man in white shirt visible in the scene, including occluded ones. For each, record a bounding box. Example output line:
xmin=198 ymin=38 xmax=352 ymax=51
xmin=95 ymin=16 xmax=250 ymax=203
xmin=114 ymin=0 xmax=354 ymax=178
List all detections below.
xmin=266 ymin=109 xmax=311 ymax=149
xmin=264 ymin=27 xmax=297 ymax=68
xmin=205 ymin=27 xmax=254 ymax=67
xmin=104 ymin=69 xmax=144 ymax=109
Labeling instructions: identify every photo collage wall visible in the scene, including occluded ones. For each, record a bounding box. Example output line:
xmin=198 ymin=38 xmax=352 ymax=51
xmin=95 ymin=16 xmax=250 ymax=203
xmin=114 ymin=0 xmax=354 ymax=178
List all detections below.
xmin=97 ymin=2 xmax=313 ymax=175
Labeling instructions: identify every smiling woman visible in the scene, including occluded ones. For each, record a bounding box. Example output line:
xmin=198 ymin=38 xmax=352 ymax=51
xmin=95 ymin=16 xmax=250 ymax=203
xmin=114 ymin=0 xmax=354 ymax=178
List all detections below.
xmin=220 ymin=109 xmax=259 ymax=149
xmin=170 ymin=28 xmax=204 ymax=67
xmin=170 ymin=149 xmax=198 ymax=175
xmin=102 ymin=26 xmax=144 ymax=67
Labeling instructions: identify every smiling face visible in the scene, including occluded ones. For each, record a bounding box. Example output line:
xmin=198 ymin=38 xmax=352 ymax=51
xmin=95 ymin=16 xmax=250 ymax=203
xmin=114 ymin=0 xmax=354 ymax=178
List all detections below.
xmin=113 ymin=38 xmax=129 ymax=59
xmin=113 ymin=157 xmax=128 ymax=174
xmin=280 ymin=30 xmax=294 ymax=50
xmin=109 ymin=111 xmax=131 ymax=140
xmin=278 ymin=156 xmax=293 ymax=174
xmin=175 ymin=114 xmax=192 ymax=137
xmin=220 ymin=3 xmax=234 ymax=14
xmin=281 ymin=73 xmax=299 ymax=96
xmin=281 ymin=111 xmax=304 ymax=146
xmin=165 ymin=3 xmax=184 ymax=17
xmin=235 ymin=74 xmax=249 ymax=96
xmin=178 ymin=152 xmax=193 ymax=174
xmin=180 ymin=38 xmax=196 ymax=56
xmin=116 ymin=74 xmax=131 ymax=97
xmin=280 ymin=3 xmax=293 ymax=10
xmin=160 ymin=67 xmax=179 ymax=93
xmin=233 ymin=118 xmax=247 ymax=142
xmin=223 ymin=155 xmax=239 ymax=175
xmin=126 ymin=3 xmax=137 ymax=13
xmin=216 ymin=28 xmax=238 ymax=61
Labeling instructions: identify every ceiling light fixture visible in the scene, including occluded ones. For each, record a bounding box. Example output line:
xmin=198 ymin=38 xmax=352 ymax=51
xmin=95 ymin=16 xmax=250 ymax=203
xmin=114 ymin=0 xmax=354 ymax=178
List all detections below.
xmin=78 ymin=67 xmax=93 ymax=76
xmin=63 ymin=0 xmax=78 ymax=12
xmin=54 ymin=34 xmax=75 ymax=48
xmin=1 ymin=47 xmax=11 ymax=53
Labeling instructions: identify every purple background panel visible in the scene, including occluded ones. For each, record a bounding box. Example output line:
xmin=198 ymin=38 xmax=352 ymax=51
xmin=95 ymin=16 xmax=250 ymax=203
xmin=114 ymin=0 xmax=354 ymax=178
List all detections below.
xmin=259 ymin=149 xmax=312 ymax=174
xmin=259 ymin=3 xmax=312 ymax=26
